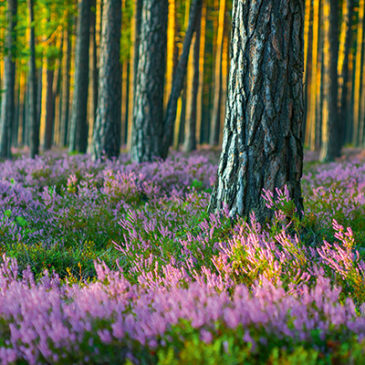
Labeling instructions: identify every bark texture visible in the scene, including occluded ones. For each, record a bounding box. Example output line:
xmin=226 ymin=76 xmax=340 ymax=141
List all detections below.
xmin=320 ymin=0 xmax=339 ymax=162
xmin=69 ymin=0 xmax=91 ymax=153
xmin=0 ymin=0 xmax=17 ymax=158
xmin=130 ymin=0 xmax=168 ymax=162
xmin=28 ymin=0 xmax=39 ymax=158
xmin=92 ymin=0 xmax=122 ymax=160
xmin=160 ymin=0 xmax=202 ymax=159
xmin=209 ymin=0 xmax=304 ymax=223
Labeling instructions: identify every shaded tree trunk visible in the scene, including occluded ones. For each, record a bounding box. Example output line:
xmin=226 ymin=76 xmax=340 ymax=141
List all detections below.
xmin=130 ymin=0 xmax=168 ymax=162
xmin=0 ymin=0 xmax=17 ymax=159
xmin=69 ymin=0 xmax=91 ymax=153
xmin=160 ymin=0 xmax=202 ymax=159
xmin=209 ymin=0 xmax=304 ymax=223
xmin=28 ymin=0 xmax=39 ymax=158
xmin=320 ymin=0 xmax=339 ymax=162
xmin=92 ymin=0 xmax=122 ymax=160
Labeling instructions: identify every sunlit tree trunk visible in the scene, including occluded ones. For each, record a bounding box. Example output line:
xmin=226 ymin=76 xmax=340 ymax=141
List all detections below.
xmin=303 ymin=0 xmax=312 ymax=144
xmin=173 ymin=0 xmax=190 ymax=150
xmin=69 ymin=0 xmax=91 ymax=153
xmin=338 ymin=0 xmax=354 ymax=151
xmin=61 ymin=12 xmax=73 ymax=147
xmin=320 ymin=0 xmax=339 ymax=162
xmin=307 ymin=0 xmax=320 ymax=150
xmin=209 ymin=0 xmax=226 ymax=146
xmin=209 ymin=0 xmax=304 ymax=222
xmin=184 ymin=6 xmax=202 ymax=153
xmin=126 ymin=0 xmax=143 ymax=150
xmin=353 ymin=0 xmax=364 ymax=146
xmin=0 ymin=0 xmax=17 ymax=159
xmin=161 ymin=0 xmax=202 ymax=159
xmin=44 ymin=47 xmax=56 ymax=151
xmin=92 ymin=0 xmax=121 ymax=160
xmin=196 ymin=0 xmax=206 ymax=145
xmin=28 ymin=0 xmax=39 ymax=158
xmin=130 ymin=0 xmax=168 ymax=162
xmin=165 ymin=0 xmax=176 ymax=107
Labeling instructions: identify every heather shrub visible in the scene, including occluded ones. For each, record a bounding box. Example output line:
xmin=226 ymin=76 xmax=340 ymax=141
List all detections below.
xmin=0 ymin=150 xmax=363 ymax=364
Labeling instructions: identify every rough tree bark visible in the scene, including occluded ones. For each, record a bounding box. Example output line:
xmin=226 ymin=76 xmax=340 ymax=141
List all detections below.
xmin=92 ymin=0 xmax=122 ymax=160
xmin=209 ymin=0 xmax=304 ymax=223
xmin=0 ymin=0 xmax=17 ymax=159
xmin=28 ymin=0 xmax=39 ymax=158
xmin=69 ymin=0 xmax=91 ymax=153
xmin=130 ymin=0 xmax=168 ymax=162
xmin=320 ymin=0 xmax=339 ymax=162
xmin=160 ymin=0 xmax=202 ymax=159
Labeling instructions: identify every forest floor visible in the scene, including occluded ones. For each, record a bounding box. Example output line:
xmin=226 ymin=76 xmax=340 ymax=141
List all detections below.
xmin=0 ymin=148 xmax=364 ymax=364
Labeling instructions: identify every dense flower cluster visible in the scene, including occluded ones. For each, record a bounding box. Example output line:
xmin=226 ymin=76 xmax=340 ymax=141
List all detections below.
xmin=0 ymin=150 xmax=363 ymax=363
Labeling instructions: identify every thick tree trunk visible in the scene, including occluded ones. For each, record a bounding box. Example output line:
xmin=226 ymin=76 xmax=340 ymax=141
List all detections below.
xmin=184 ymin=7 xmax=202 ymax=153
xmin=28 ymin=0 xmax=39 ymax=158
xmin=61 ymin=13 xmax=72 ymax=147
xmin=69 ymin=0 xmax=91 ymax=153
xmin=130 ymin=0 xmax=168 ymax=162
xmin=160 ymin=0 xmax=202 ymax=159
xmin=209 ymin=0 xmax=304 ymax=223
xmin=338 ymin=0 xmax=354 ymax=153
xmin=92 ymin=0 xmax=122 ymax=160
xmin=320 ymin=0 xmax=339 ymax=162
xmin=0 ymin=0 xmax=17 ymax=159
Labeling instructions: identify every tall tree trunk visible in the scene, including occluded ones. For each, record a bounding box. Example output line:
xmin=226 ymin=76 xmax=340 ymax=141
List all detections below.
xmin=303 ymin=0 xmax=313 ymax=144
xmin=161 ymin=0 xmax=202 ymax=159
xmin=28 ymin=0 xmax=39 ymax=158
xmin=69 ymin=0 xmax=91 ymax=153
xmin=307 ymin=0 xmax=320 ymax=150
xmin=0 ymin=0 xmax=17 ymax=159
xmin=337 ymin=0 xmax=354 ymax=152
xmin=209 ymin=0 xmax=304 ymax=223
xmin=353 ymin=0 xmax=364 ymax=146
xmin=320 ymin=0 xmax=339 ymax=161
xmin=61 ymin=12 xmax=73 ymax=147
xmin=90 ymin=0 xmax=98 ymax=122
xmin=44 ymin=56 xmax=55 ymax=151
xmin=184 ymin=5 xmax=202 ymax=152
xmin=54 ymin=34 xmax=64 ymax=146
xmin=130 ymin=0 xmax=168 ymax=162
xmin=209 ymin=0 xmax=226 ymax=146
xmin=92 ymin=0 xmax=122 ymax=160
xmin=126 ymin=0 xmax=143 ymax=149
xmin=196 ymin=0 xmax=206 ymax=145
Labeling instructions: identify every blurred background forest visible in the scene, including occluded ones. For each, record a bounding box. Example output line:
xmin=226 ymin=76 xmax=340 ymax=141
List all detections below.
xmin=0 ymin=0 xmax=364 ymax=160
